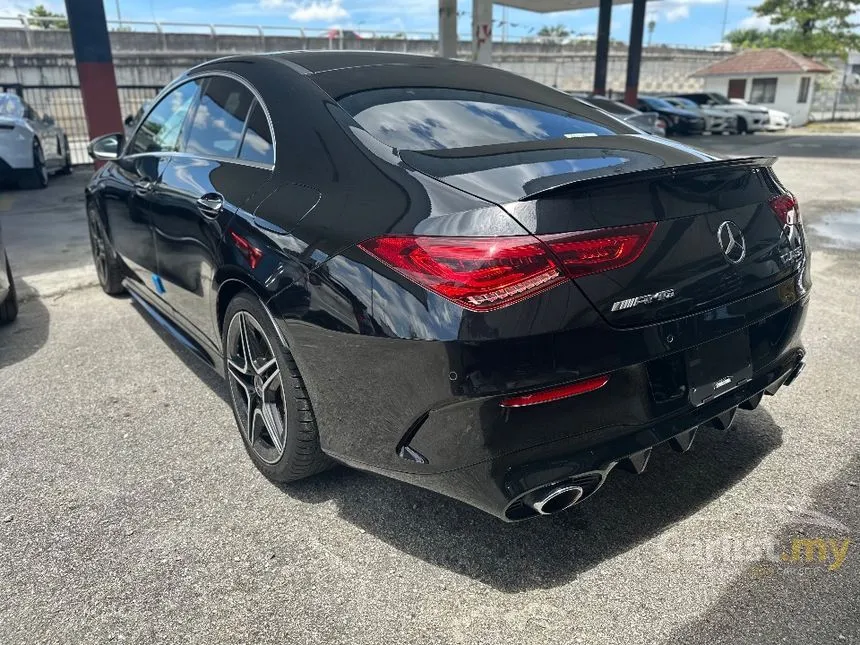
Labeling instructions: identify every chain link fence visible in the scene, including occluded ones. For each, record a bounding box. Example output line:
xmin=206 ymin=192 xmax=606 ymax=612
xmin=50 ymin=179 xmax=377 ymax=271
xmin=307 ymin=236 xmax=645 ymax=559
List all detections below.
xmin=810 ymin=87 xmax=860 ymax=121
xmin=2 ymin=84 xmax=162 ymax=165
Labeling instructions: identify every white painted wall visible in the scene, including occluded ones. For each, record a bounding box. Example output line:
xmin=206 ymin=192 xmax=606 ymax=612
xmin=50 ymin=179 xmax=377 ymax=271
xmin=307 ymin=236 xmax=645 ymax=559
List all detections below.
xmin=702 ymin=73 xmax=817 ymax=125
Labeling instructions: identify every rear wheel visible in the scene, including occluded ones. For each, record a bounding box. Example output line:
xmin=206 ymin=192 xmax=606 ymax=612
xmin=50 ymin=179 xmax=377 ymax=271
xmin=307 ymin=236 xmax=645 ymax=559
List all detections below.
xmin=0 ymin=257 xmax=18 ymax=325
xmin=222 ymin=292 xmax=331 ymax=482
xmin=57 ymin=135 xmax=73 ymax=175
xmin=19 ymin=140 xmax=48 ymax=189
xmin=87 ymin=205 xmax=125 ymax=295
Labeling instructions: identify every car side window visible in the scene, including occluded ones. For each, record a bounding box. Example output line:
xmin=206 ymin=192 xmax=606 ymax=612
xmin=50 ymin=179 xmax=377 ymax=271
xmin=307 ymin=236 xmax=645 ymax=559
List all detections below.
xmin=184 ymin=77 xmax=254 ymax=158
xmin=238 ymin=101 xmax=274 ymax=165
xmin=129 ymin=81 xmax=199 ymax=155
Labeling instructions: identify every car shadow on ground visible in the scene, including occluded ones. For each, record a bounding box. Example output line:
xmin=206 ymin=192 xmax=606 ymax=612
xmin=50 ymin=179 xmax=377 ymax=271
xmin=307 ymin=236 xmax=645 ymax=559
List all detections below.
xmin=129 ymin=297 xmax=232 ymax=406
xmin=0 ymin=280 xmax=50 ymax=370
xmin=283 ymin=408 xmax=784 ymax=593
xmin=657 ymin=454 xmax=859 ymax=643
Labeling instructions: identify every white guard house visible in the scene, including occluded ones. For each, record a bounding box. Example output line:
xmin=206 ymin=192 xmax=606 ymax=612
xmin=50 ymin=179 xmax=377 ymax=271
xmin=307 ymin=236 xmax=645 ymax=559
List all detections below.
xmin=693 ymin=48 xmax=831 ymax=126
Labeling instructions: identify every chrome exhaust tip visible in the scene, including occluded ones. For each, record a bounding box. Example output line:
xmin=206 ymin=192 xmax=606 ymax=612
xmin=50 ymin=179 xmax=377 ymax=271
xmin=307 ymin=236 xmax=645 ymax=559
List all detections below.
xmin=783 ymin=359 xmax=806 ymax=387
xmin=524 ymin=485 xmax=584 ymax=515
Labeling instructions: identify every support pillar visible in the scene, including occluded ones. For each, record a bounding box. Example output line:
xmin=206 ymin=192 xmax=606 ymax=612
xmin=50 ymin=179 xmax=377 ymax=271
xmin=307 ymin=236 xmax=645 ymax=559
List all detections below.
xmin=64 ymin=0 xmax=123 ymax=140
xmin=438 ymin=0 xmax=458 ymax=58
xmin=593 ymin=0 xmax=612 ymax=95
xmin=471 ymin=0 xmax=492 ymax=65
xmin=623 ymin=0 xmax=647 ymax=106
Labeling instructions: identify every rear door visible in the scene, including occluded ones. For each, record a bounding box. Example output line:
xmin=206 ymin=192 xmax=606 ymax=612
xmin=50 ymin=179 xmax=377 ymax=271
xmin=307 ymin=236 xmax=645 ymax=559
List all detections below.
xmin=103 ymin=80 xmax=200 ymax=287
xmin=152 ymin=75 xmax=275 ymax=341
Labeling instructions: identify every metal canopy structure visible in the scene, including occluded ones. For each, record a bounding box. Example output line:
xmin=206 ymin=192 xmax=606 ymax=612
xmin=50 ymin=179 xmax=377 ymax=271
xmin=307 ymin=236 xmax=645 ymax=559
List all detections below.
xmin=440 ymin=0 xmax=651 ymax=105
xmin=493 ymin=0 xmax=634 ymax=10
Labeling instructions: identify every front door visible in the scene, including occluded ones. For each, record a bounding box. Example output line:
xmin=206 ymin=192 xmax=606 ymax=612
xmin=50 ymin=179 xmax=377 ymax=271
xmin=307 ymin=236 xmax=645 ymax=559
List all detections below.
xmin=104 ymin=80 xmax=200 ymax=289
xmin=727 ymin=79 xmax=747 ymax=100
xmin=152 ymin=76 xmax=275 ymax=341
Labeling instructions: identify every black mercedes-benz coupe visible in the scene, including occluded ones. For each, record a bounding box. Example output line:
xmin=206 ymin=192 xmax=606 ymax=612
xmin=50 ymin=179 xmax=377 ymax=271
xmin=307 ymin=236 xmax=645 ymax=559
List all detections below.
xmin=85 ymin=52 xmax=809 ymax=520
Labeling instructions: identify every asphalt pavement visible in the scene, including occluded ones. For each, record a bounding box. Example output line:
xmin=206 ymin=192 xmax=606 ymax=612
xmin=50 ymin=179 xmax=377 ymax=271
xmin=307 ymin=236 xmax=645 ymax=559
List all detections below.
xmin=1 ymin=136 xmax=859 ymax=644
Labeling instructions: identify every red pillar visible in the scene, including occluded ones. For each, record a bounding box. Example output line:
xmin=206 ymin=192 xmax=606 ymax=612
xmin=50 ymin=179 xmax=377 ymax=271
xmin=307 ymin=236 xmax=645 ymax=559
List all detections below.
xmin=64 ymin=0 xmax=123 ymax=140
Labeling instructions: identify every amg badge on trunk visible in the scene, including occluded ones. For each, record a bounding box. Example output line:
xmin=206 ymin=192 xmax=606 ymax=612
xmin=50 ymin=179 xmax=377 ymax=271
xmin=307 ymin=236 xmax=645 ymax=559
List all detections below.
xmin=611 ymin=289 xmax=676 ymax=311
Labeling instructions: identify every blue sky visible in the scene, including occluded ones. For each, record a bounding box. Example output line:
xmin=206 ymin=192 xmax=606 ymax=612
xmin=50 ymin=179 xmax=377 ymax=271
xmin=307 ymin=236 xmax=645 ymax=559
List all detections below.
xmin=0 ymin=0 xmax=771 ymax=47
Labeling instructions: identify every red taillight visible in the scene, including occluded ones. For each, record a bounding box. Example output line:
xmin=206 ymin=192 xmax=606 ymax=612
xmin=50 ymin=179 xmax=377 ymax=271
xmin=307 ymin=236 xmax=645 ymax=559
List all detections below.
xmin=500 ymin=374 xmax=610 ymax=408
xmin=229 ymin=230 xmax=263 ymax=269
xmin=539 ymin=222 xmax=656 ymax=280
xmin=359 ymin=224 xmax=655 ymax=312
xmin=358 ymin=235 xmax=565 ymax=312
xmin=769 ymin=193 xmax=799 ymax=227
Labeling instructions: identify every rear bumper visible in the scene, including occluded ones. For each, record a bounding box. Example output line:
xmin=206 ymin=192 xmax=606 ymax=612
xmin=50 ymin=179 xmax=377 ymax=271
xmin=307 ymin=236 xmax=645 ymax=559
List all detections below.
xmin=275 ymin=260 xmax=810 ymax=518
xmin=346 ymin=347 xmax=805 ymax=520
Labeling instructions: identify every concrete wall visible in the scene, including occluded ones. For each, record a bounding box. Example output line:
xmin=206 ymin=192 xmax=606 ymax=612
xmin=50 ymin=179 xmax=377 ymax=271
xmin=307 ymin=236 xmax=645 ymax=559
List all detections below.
xmin=0 ymin=26 xmax=721 ymax=95
xmin=702 ymin=74 xmax=816 ymax=125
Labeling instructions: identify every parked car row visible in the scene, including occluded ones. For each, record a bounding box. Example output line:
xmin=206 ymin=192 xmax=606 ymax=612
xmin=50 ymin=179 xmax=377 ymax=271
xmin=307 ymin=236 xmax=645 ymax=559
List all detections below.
xmin=570 ymin=89 xmax=792 ymax=138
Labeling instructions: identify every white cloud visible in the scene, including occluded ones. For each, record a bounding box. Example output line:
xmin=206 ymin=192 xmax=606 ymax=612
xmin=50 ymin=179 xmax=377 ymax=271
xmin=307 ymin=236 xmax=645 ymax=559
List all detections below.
xmin=257 ymin=0 xmax=349 ymax=21
xmin=737 ymin=14 xmax=773 ymax=30
xmin=665 ymin=5 xmax=690 ymax=22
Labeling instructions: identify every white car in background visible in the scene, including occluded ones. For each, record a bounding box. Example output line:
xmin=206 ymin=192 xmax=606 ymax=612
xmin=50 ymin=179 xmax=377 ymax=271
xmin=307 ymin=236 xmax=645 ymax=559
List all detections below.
xmin=730 ymin=98 xmax=792 ymax=130
xmin=0 ymin=92 xmax=72 ymax=189
xmin=663 ymin=96 xmax=738 ymax=134
xmin=671 ymin=92 xmax=770 ymax=133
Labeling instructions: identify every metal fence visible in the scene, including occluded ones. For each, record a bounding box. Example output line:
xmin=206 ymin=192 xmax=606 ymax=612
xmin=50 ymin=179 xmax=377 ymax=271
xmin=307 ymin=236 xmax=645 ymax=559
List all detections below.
xmin=1 ymin=84 xmax=162 ymax=165
xmin=810 ymin=87 xmax=860 ymax=121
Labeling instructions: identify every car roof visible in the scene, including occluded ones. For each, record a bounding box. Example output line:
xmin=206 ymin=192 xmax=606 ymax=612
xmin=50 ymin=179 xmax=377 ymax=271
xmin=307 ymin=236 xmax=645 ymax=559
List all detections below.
xmin=266 ymin=50 xmax=470 ymax=74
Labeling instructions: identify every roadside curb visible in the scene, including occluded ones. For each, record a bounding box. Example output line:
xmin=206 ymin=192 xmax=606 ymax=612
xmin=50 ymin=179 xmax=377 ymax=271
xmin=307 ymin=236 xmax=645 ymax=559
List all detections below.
xmin=16 ymin=266 xmax=100 ymax=303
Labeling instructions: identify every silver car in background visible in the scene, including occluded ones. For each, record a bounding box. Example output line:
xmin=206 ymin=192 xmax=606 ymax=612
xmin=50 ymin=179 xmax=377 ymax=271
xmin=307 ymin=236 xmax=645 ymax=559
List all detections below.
xmin=0 ymin=92 xmax=72 ymax=189
xmin=663 ymin=96 xmax=738 ymax=134
xmin=572 ymin=94 xmax=666 ymax=137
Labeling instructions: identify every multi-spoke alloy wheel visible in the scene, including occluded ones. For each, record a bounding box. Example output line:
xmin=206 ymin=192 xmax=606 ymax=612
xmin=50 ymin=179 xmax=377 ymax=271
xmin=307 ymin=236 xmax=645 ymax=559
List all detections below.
xmin=86 ymin=206 xmax=124 ymax=295
xmin=221 ymin=292 xmax=331 ymax=482
xmin=88 ymin=216 xmax=108 ymax=285
xmin=226 ymin=311 xmax=288 ymax=464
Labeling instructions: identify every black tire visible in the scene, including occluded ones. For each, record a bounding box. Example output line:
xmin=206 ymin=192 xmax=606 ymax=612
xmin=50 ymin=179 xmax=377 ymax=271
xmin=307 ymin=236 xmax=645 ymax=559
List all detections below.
xmin=19 ymin=139 xmax=48 ymax=189
xmin=735 ymin=117 xmax=748 ymax=134
xmin=0 ymin=257 xmax=18 ymax=325
xmin=87 ymin=204 xmax=125 ymax=295
xmin=222 ymin=291 xmax=331 ymax=483
xmin=57 ymin=135 xmax=73 ymax=175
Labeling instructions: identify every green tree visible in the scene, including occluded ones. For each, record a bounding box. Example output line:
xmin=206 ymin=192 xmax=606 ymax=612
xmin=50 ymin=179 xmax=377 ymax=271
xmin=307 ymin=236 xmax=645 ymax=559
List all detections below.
xmin=726 ymin=0 xmax=860 ymax=56
xmin=27 ymin=4 xmax=69 ymax=29
xmin=537 ymin=24 xmax=570 ymax=42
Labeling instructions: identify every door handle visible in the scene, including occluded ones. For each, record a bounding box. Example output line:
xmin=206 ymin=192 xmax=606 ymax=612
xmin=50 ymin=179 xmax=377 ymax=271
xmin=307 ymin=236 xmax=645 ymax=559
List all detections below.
xmin=134 ymin=179 xmax=154 ymax=195
xmin=196 ymin=193 xmax=224 ymax=218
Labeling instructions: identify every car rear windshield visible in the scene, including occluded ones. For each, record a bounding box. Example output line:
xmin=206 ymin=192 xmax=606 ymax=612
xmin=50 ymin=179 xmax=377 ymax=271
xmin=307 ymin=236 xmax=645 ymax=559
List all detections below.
xmin=338 ymin=87 xmax=616 ymax=151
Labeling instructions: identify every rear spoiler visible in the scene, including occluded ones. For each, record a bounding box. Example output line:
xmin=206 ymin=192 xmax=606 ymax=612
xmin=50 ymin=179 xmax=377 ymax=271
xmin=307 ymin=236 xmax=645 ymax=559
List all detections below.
xmin=517 ymin=155 xmax=777 ymax=201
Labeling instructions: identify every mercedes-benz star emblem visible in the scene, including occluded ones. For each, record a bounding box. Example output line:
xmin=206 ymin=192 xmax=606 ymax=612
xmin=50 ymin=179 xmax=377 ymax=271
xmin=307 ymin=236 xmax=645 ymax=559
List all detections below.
xmin=717 ymin=221 xmax=746 ymax=264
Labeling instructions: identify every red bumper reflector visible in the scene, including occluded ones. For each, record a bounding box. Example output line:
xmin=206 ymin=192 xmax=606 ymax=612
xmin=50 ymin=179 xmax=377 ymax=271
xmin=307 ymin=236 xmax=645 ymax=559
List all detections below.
xmin=500 ymin=374 xmax=610 ymax=408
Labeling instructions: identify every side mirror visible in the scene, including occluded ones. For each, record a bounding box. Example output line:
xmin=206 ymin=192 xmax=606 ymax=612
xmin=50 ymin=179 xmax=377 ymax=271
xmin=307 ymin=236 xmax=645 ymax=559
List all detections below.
xmin=88 ymin=133 xmax=124 ymax=161
xmin=42 ymin=114 xmax=55 ymax=126
xmin=124 ymin=115 xmax=134 ymax=126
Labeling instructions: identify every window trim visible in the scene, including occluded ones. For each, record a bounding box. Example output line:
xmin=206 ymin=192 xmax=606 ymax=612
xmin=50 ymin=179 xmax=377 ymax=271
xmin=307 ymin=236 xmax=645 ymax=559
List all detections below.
xmin=122 ymin=70 xmax=276 ymax=170
xmin=237 ymin=100 xmax=275 ymax=166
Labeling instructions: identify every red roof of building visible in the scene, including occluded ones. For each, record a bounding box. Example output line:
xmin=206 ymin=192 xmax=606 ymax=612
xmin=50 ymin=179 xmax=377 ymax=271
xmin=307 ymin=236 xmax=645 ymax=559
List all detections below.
xmin=694 ymin=48 xmax=831 ymax=76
